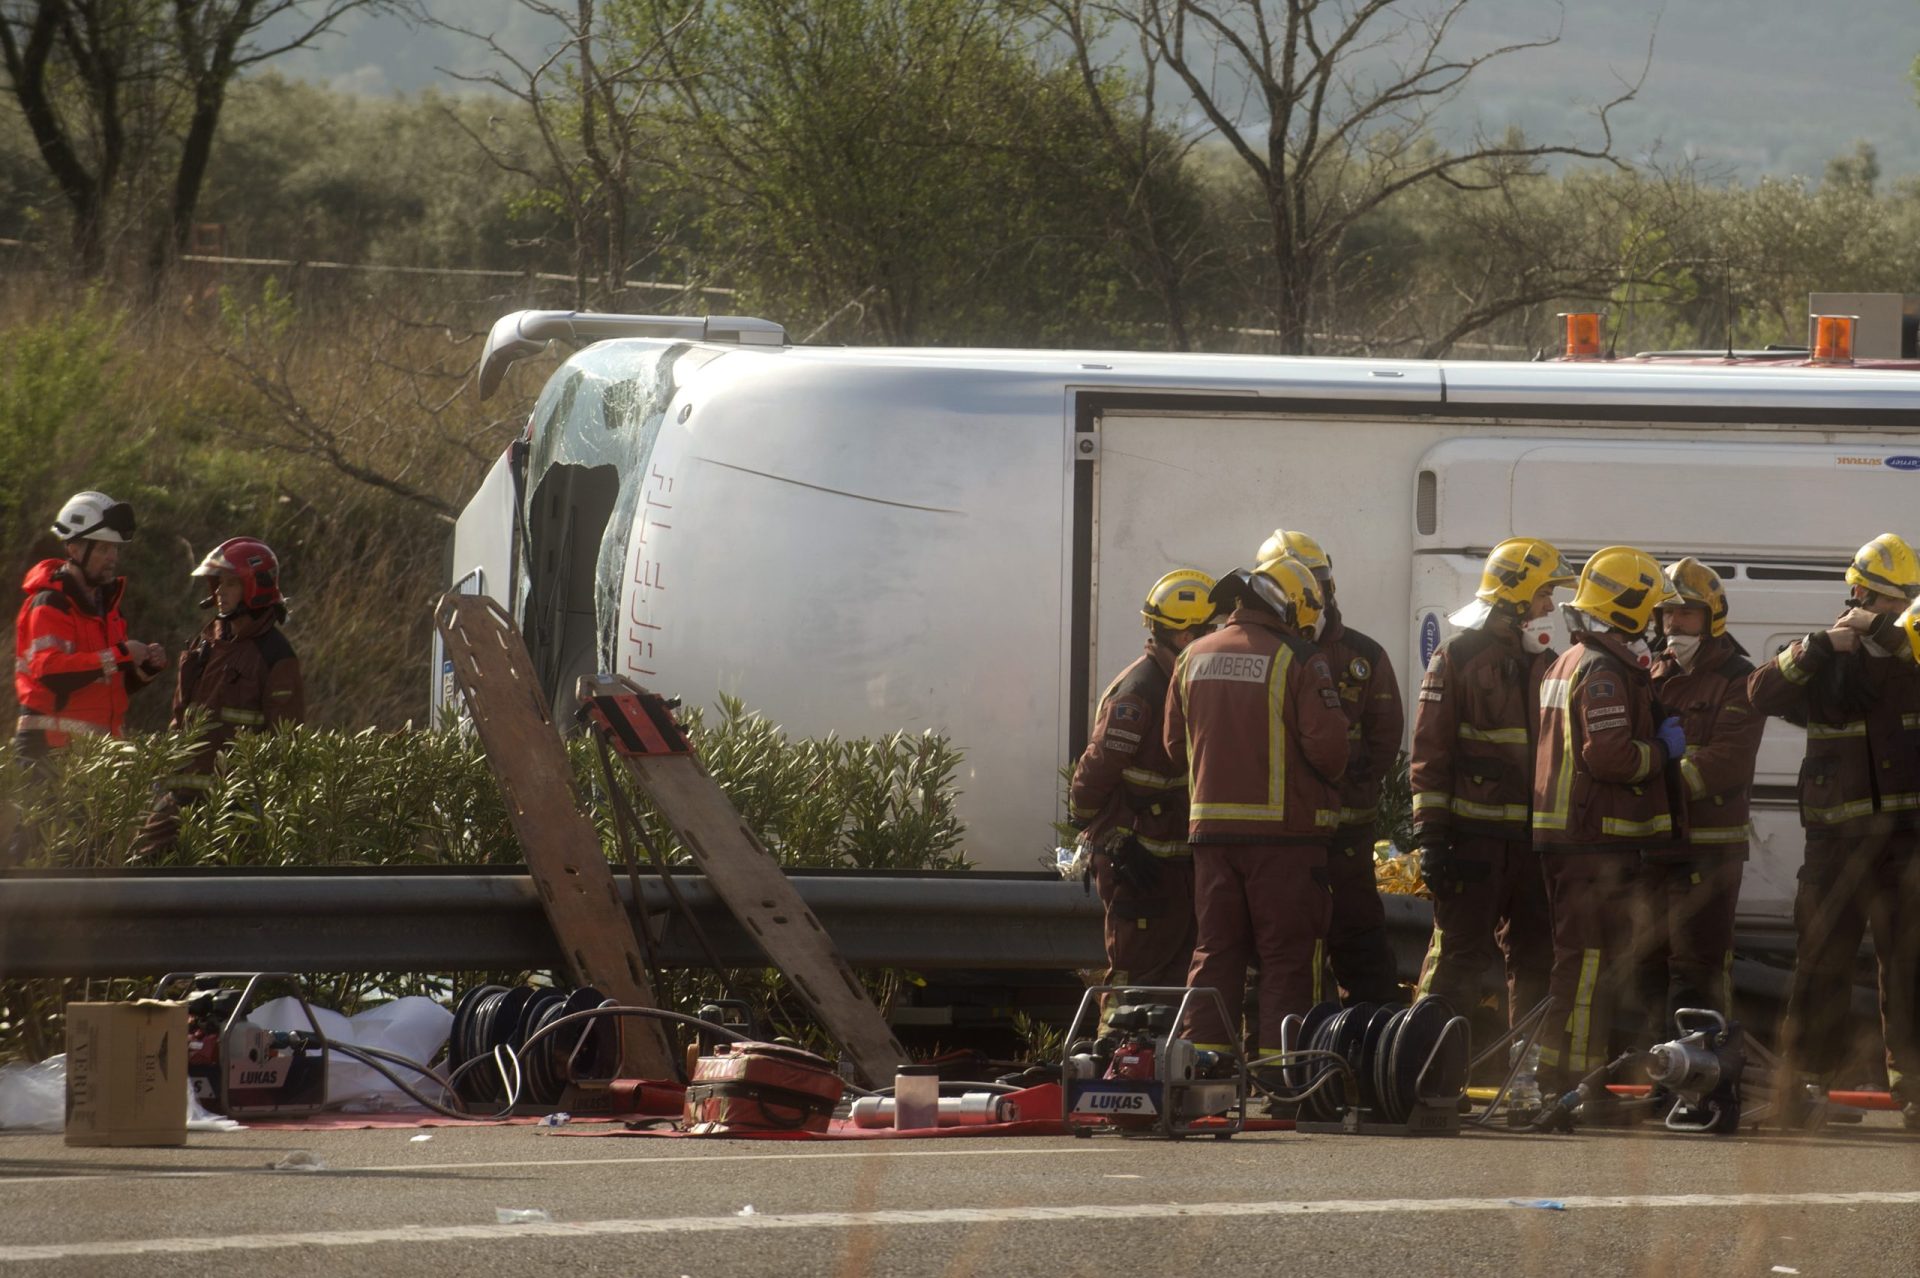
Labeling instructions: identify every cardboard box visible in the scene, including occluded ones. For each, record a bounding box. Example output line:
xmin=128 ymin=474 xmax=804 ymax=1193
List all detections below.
xmin=64 ymin=1001 xmax=188 ymax=1147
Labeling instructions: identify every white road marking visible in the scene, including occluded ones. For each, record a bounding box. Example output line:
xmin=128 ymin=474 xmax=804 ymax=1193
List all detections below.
xmin=0 ymin=1144 xmax=1121 ymax=1187
xmin=4 ymin=1191 xmax=1919 ymax=1262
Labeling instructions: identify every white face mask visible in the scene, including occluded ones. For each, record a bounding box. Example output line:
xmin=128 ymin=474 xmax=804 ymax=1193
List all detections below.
xmin=1519 ymin=615 xmax=1556 ymax=652
xmin=1625 ymin=637 xmax=1653 ymax=668
xmin=1665 ymin=633 xmax=1704 ymax=669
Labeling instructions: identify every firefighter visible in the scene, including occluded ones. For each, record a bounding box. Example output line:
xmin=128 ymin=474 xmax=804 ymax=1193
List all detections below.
xmin=1162 ymin=553 xmax=1348 ymax=1061
xmin=132 ymin=538 xmax=305 ymax=859
xmin=1259 ymin=529 xmax=1403 ymax=1005
xmin=1068 ymin=569 xmax=1215 ymax=992
xmin=1531 ymin=546 xmax=1684 ymax=1098
xmin=1411 ymin=538 xmax=1575 ymax=1031
xmin=10 ymin=492 xmax=166 ymax=862
xmin=1749 ymin=532 xmax=1920 ymax=1127
xmin=1638 ymin=558 xmax=1764 ymax=1029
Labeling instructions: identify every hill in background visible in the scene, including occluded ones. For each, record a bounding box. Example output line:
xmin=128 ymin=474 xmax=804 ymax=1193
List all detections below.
xmin=269 ymin=0 xmax=1920 ymax=182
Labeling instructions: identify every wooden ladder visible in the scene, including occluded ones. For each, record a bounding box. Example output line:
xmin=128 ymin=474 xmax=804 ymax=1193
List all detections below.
xmin=577 ymin=673 xmax=907 ymax=1089
xmin=433 ymin=594 xmax=676 ymax=1079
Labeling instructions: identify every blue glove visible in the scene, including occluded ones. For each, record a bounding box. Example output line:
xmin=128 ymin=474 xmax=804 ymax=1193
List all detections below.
xmin=1656 ymin=716 xmax=1686 ymax=761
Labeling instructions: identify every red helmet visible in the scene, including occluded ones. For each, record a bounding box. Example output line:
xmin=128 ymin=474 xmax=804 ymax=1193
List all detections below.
xmin=193 ymin=537 xmax=284 ymax=614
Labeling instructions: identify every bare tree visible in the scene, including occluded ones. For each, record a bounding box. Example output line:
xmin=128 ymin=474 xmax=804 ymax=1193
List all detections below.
xmin=1046 ymin=0 xmax=1223 ymax=350
xmin=0 ymin=1 xmax=390 ymax=278
xmin=1093 ymin=0 xmax=1642 ymax=354
xmin=430 ymin=0 xmax=691 ymax=309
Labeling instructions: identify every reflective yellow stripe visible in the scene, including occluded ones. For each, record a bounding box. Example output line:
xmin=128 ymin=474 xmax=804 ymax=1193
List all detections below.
xmin=1627 ymin=740 xmax=1655 ymax=784
xmin=1904 ymin=713 xmax=1920 ymax=731
xmin=1135 ymin=833 xmax=1189 ymax=856
xmin=1186 ymin=801 xmax=1335 ymax=826
xmin=1451 ymin=798 xmax=1529 ymax=822
xmin=15 ymin=714 xmax=106 ymax=736
xmin=1267 ymin=647 xmax=1293 ymax=819
xmin=1337 ymin=806 xmax=1379 ymax=825
xmin=1718 ymin=950 xmax=1734 ymax=1014
xmin=1678 ymin=756 xmax=1707 ymax=799
xmin=1311 ymin=939 xmax=1325 ymax=1005
xmin=218 ymin=707 xmax=267 ymax=726
xmin=1412 ymin=791 xmax=1452 ymax=812
xmin=1805 ymin=797 xmax=1877 ymax=825
xmin=1189 ymin=801 xmax=1288 ymax=821
xmin=1533 ymin=669 xmax=1583 ymax=833
xmin=1416 ymin=928 xmax=1442 ymax=998
xmin=1121 ymin=767 xmax=1182 ymax=790
xmin=1457 ymin=724 xmax=1528 ymax=744
xmin=1568 ymin=948 xmax=1603 ymax=1071
xmin=1070 ymin=803 xmax=1102 ymax=820
xmin=1807 ymin=720 xmax=1867 ymax=740
xmin=162 ymin=773 xmax=216 ymax=792
xmin=1600 ymin=813 xmax=1672 ymax=838
xmin=1881 ymin=792 xmax=1920 ymax=812
xmin=1776 ymin=644 xmax=1811 ymax=686
xmin=1688 ymin=824 xmax=1751 ymax=844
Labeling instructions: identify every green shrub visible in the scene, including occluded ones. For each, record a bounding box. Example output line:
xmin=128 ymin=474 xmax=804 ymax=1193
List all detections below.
xmin=0 ymin=699 xmax=968 ymax=1059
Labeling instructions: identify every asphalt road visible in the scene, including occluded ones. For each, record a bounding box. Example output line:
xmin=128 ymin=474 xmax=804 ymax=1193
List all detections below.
xmin=2 ymin=1117 xmax=1918 ymax=1277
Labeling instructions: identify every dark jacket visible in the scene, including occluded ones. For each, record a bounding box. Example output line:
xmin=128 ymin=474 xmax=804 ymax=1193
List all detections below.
xmin=1649 ymin=636 xmax=1763 ymax=859
xmin=1162 ymin=608 xmax=1348 ymax=845
xmin=1069 ymin=641 xmax=1189 ymax=856
xmin=13 ymin=559 xmax=155 ymax=743
xmin=1317 ymin=614 xmax=1404 ymax=830
xmin=1532 ymin=631 xmax=1675 ymax=851
xmin=166 ymin=610 xmax=305 ymax=783
xmin=1747 ymin=625 xmax=1920 ymax=839
xmin=1409 ymin=616 xmax=1551 ymax=843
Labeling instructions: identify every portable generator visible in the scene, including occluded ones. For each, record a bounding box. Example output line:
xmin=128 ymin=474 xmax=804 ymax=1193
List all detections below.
xmin=1060 ymin=985 xmax=1245 ymax=1139
xmin=155 ymin=972 xmax=330 ymax=1120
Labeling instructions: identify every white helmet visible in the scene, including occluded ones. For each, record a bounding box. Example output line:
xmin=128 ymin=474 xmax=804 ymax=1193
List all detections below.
xmin=52 ymin=490 xmax=135 ymax=544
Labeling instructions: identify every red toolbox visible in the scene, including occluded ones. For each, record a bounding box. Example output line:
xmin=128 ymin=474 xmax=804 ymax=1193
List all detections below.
xmin=684 ymin=1041 xmax=844 ymax=1134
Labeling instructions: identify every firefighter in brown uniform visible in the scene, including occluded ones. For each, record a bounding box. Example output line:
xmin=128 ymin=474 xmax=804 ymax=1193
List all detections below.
xmin=1411 ymin=538 xmax=1576 ymax=1028
xmin=1749 ymin=533 xmax=1920 ymax=1128
xmin=1260 ymin=529 xmax=1403 ymax=1005
xmin=133 ymin=538 xmax=305 ymax=858
xmin=1531 ymin=546 xmax=1684 ymax=1097
xmin=1068 ymin=569 xmax=1216 ymax=990
xmin=1162 ymin=554 xmax=1349 ymax=1058
xmin=1640 ymin=558 xmax=1764 ymax=1027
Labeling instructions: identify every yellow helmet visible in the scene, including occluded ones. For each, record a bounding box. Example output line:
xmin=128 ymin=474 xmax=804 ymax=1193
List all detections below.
xmin=1572 ymin=546 xmax=1677 ymax=636
xmin=1846 ymin=533 xmax=1920 ymax=602
xmin=1661 ymin=556 xmax=1729 ymax=638
xmin=1475 ymin=538 xmax=1577 ymax=613
xmin=1248 ymin=554 xmax=1324 ymax=634
xmin=1142 ymin=569 xmax=1218 ymax=632
xmin=1900 ymin=600 xmax=1920 ymax=665
xmin=1256 ymin=529 xmax=1330 ymax=580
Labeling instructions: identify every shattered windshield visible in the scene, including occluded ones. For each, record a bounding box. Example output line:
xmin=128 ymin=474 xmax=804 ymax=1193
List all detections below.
xmin=518 ymin=340 xmax=720 ymax=680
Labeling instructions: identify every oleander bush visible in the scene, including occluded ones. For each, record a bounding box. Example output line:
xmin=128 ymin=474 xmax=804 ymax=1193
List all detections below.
xmin=0 ymin=697 xmax=966 ymax=1061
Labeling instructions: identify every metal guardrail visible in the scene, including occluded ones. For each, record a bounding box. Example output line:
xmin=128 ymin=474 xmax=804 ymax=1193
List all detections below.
xmin=0 ymin=868 xmax=1110 ymax=979
xmin=0 ymin=867 xmax=1845 ymax=1014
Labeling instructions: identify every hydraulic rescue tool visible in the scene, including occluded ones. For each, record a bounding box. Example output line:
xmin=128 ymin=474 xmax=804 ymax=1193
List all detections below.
xmin=1645 ymin=1007 xmax=1751 ymax=1134
xmin=1060 ymin=986 xmax=1246 ymax=1139
xmin=157 ymin=972 xmax=329 ymax=1120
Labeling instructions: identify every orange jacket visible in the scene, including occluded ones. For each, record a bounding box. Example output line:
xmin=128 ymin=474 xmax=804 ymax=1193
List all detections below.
xmin=1532 ymin=632 xmax=1676 ymax=850
xmin=1069 ymin=641 xmax=1189 ymax=856
xmin=13 ymin=559 xmax=155 ymax=743
xmin=1163 ymin=608 xmax=1348 ymax=844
